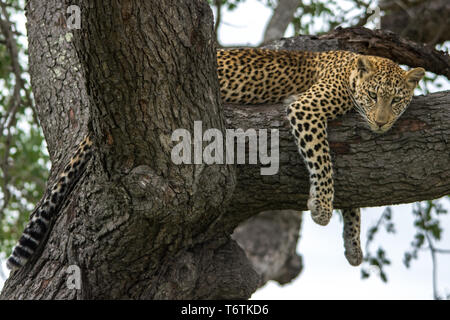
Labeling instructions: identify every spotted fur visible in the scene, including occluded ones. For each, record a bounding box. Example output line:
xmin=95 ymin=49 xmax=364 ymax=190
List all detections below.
xmin=342 ymin=208 xmax=363 ymax=266
xmin=218 ymin=48 xmax=424 ymax=266
xmin=7 ymin=136 xmax=93 ymax=270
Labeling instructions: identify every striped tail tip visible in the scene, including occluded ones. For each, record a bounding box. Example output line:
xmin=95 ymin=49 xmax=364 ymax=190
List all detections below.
xmin=7 ymin=240 xmax=39 ymax=271
xmin=6 ymin=216 xmax=48 ymax=271
xmin=6 ymin=254 xmax=25 ymax=271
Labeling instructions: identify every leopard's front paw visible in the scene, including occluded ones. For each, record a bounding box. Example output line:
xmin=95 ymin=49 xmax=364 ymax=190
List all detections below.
xmin=307 ymin=197 xmax=332 ymax=226
xmin=344 ymin=242 xmax=363 ymax=266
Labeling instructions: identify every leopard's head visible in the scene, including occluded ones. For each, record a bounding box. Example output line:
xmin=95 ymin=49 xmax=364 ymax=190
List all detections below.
xmin=348 ymin=55 xmax=425 ymax=133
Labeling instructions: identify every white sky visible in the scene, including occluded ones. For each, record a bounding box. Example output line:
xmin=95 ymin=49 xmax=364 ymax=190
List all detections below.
xmin=1 ymin=0 xmax=449 ymax=300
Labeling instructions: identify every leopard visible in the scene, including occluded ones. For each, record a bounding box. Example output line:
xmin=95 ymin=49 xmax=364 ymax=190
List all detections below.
xmin=7 ymin=48 xmax=424 ymax=271
xmin=217 ymin=48 xmax=424 ymax=266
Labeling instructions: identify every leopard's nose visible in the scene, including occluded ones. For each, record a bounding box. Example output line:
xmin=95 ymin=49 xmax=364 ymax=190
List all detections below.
xmin=375 ymin=120 xmax=387 ymax=127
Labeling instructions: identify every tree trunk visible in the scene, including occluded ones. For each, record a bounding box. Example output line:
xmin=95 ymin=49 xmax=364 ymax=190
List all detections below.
xmin=1 ymin=0 xmax=257 ymax=300
xmin=1 ymin=1 xmax=449 ymax=300
xmin=262 ymin=0 xmax=300 ymax=44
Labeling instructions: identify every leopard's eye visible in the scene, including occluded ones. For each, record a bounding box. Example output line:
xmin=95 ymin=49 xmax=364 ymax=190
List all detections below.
xmin=392 ymin=97 xmax=402 ymax=103
xmin=368 ymin=91 xmax=377 ymax=100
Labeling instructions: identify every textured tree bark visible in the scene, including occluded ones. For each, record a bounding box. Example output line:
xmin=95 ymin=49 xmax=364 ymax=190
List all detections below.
xmin=262 ymin=0 xmax=300 ymax=44
xmin=379 ymin=0 xmax=450 ymax=45
xmin=0 ymin=0 xmax=449 ymax=300
xmin=269 ymin=27 xmax=450 ymax=79
xmin=1 ymin=0 xmax=257 ymax=300
xmin=222 ymin=90 xmax=450 ymax=219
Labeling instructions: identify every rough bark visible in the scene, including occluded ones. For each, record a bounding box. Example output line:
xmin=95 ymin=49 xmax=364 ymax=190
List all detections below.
xmin=0 ymin=0 xmax=448 ymax=300
xmin=270 ymin=27 xmax=450 ymax=79
xmin=262 ymin=0 xmax=300 ymax=44
xmin=379 ymin=0 xmax=450 ymax=45
xmin=1 ymin=0 xmax=257 ymax=300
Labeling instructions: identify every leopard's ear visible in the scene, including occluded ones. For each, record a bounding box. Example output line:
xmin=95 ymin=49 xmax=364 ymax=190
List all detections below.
xmin=405 ymin=67 xmax=425 ymax=88
xmin=356 ymin=56 xmax=374 ymax=76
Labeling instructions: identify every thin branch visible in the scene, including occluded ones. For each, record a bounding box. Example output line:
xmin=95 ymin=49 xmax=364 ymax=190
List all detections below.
xmin=351 ymin=1 xmax=374 ymax=28
xmin=0 ymin=1 xmax=26 ymax=221
xmin=425 ymin=231 xmax=439 ymax=300
xmin=420 ymin=247 xmax=450 ymax=254
xmin=417 ymin=202 xmax=442 ymax=300
xmin=0 ymin=1 xmax=24 ymax=132
xmin=364 ymin=207 xmax=391 ymax=254
xmin=434 ymin=248 xmax=450 ymax=254
xmin=0 ymin=127 xmax=13 ymax=221
xmin=214 ymin=0 xmax=222 ymax=46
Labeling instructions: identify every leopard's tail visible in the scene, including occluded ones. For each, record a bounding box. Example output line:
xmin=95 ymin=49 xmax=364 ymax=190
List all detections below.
xmin=6 ymin=136 xmax=93 ymax=271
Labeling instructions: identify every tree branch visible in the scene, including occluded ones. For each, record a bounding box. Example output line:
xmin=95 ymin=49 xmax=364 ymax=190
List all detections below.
xmin=0 ymin=1 xmax=26 ymax=222
xmin=224 ymin=90 xmax=450 ymax=218
xmin=262 ymin=0 xmax=300 ymax=44
xmin=379 ymin=0 xmax=450 ymax=45
xmin=269 ymin=27 xmax=449 ymax=79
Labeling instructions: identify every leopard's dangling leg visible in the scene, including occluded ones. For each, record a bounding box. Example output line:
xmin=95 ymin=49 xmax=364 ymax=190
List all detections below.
xmin=286 ymin=94 xmax=334 ymax=226
xmin=341 ymin=208 xmax=363 ymax=266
